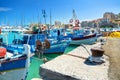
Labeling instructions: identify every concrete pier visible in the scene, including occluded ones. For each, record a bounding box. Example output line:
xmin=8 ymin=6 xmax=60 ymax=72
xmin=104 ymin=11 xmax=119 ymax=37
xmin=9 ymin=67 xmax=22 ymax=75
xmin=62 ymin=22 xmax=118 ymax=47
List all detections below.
xmin=40 ymin=43 xmax=109 ymax=80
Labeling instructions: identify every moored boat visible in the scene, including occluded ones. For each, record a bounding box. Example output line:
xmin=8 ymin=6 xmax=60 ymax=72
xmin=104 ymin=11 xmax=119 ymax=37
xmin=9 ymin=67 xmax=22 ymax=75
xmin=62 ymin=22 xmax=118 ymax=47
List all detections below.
xmin=70 ymin=33 xmax=97 ymax=45
xmin=0 ymin=44 xmax=31 ymax=72
xmin=2 ymin=32 xmax=71 ymax=54
xmin=68 ymin=28 xmax=99 ymax=45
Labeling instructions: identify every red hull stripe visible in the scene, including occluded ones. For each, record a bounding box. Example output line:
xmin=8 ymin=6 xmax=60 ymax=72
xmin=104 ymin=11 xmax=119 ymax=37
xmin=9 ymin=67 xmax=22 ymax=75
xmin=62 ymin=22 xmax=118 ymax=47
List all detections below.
xmin=72 ymin=34 xmax=96 ymax=40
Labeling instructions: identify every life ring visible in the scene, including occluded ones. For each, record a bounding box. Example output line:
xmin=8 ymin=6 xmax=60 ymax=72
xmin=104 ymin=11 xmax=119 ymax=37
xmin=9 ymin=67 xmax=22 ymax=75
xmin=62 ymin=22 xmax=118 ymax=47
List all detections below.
xmin=75 ymin=19 xmax=80 ymax=24
xmin=69 ymin=19 xmax=73 ymax=23
xmin=36 ymin=40 xmax=42 ymax=50
xmin=44 ymin=39 xmax=50 ymax=49
xmin=0 ymin=48 xmax=6 ymax=58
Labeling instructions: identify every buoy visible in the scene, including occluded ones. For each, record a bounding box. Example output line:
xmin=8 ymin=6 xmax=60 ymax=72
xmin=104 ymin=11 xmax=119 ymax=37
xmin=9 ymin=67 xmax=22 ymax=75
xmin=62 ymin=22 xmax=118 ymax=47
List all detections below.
xmin=69 ymin=19 xmax=73 ymax=23
xmin=0 ymin=48 xmax=6 ymax=58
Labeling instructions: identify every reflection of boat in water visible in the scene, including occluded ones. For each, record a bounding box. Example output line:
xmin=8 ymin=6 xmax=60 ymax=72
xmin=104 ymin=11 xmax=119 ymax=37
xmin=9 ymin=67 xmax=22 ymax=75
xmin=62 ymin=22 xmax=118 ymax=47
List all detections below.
xmin=0 ymin=44 xmax=31 ymax=72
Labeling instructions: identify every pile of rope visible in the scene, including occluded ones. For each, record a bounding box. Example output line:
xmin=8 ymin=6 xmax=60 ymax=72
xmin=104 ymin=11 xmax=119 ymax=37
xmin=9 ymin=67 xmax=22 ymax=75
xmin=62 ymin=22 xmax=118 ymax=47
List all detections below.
xmin=109 ymin=31 xmax=120 ymax=38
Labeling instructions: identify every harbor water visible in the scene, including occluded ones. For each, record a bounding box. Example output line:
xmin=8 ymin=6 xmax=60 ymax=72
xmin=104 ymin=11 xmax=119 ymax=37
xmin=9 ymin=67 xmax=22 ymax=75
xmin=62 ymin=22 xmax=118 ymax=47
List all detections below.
xmin=26 ymin=45 xmax=78 ymax=80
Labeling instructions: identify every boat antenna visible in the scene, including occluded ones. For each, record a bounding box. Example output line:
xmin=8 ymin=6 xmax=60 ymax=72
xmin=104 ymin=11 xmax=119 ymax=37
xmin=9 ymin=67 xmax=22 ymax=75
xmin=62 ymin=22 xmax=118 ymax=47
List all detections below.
xmin=42 ymin=9 xmax=47 ymax=25
xmin=48 ymin=9 xmax=52 ymax=34
xmin=73 ymin=9 xmax=77 ymax=21
xmin=37 ymin=9 xmax=41 ymax=33
xmin=16 ymin=16 xmax=18 ymax=27
xmin=21 ymin=13 xmax=23 ymax=28
xmin=69 ymin=9 xmax=80 ymax=28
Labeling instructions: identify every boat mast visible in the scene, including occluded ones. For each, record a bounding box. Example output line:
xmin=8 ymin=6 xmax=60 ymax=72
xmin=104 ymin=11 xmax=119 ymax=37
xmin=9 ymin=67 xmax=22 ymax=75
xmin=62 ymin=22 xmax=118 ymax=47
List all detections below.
xmin=37 ymin=9 xmax=41 ymax=33
xmin=48 ymin=9 xmax=52 ymax=34
xmin=21 ymin=14 xmax=24 ymax=33
xmin=42 ymin=9 xmax=46 ymax=25
xmin=69 ymin=9 xmax=80 ymax=29
xmin=50 ymin=9 xmax=52 ymax=28
xmin=73 ymin=9 xmax=77 ymax=26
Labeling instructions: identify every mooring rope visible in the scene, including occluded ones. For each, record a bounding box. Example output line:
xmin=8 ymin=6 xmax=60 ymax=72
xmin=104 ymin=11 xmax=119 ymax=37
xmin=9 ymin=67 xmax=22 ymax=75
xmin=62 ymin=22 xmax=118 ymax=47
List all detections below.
xmin=81 ymin=44 xmax=91 ymax=56
xmin=65 ymin=54 xmax=87 ymax=59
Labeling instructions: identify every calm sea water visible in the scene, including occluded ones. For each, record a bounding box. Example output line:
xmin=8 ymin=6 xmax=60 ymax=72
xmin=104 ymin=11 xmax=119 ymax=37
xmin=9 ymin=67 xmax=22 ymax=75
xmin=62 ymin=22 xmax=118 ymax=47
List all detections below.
xmin=26 ymin=45 xmax=78 ymax=80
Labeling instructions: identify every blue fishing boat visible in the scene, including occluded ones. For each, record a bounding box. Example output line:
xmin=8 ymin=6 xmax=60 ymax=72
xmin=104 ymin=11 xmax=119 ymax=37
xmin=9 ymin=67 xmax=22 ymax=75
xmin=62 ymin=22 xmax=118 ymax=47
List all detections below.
xmin=2 ymin=32 xmax=71 ymax=54
xmin=0 ymin=44 xmax=31 ymax=72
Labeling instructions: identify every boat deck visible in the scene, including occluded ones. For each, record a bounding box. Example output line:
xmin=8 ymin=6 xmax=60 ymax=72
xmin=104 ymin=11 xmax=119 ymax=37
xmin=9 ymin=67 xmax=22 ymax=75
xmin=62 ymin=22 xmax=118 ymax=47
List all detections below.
xmin=40 ymin=43 xmax=109 ymax=80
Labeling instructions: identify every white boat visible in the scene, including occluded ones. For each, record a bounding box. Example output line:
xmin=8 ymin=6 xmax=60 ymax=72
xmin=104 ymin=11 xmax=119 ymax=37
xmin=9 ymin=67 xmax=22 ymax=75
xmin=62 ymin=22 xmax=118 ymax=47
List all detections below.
xmin=69 ymin=28 xmax=100 ymax=45
xmin=70 ymin=33 xmax=97 ymax=45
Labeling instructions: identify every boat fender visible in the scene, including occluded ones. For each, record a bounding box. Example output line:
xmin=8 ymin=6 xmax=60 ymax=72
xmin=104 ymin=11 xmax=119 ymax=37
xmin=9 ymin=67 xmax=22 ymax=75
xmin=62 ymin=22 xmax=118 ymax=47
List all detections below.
xmin=0 ymin=28 xmax=1 ymax=34
xmin=0 ymin=48 xmax=6 ymax=58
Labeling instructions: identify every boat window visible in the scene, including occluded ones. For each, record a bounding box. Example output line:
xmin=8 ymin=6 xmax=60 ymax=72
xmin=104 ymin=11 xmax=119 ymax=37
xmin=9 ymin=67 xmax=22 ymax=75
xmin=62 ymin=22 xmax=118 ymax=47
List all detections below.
xmin=22 ymin=36 xmax=28 ymax=44
xmin=30 ymin=36 xmax=32 ymax=40
xmin=23 ymin=36 xmax=28 ymax=40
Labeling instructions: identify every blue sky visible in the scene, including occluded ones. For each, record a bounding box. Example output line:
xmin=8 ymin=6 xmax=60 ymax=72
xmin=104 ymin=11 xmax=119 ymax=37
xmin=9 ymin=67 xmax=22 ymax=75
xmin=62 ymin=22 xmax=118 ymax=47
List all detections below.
xmin=0 ymin=0 xmax=120 ymax=26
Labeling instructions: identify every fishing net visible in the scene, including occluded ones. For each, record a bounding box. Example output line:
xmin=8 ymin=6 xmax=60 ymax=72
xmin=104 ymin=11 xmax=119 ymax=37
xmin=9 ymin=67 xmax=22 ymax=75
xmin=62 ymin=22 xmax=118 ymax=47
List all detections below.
xmin=109 ymin=31 xmax=120 ymax=38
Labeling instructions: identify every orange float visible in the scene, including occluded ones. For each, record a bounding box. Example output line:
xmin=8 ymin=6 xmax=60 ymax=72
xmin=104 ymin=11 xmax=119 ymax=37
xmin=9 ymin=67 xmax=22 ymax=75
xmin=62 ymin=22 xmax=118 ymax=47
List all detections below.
xmin=0 ymin=48 xmax=6 ymax=58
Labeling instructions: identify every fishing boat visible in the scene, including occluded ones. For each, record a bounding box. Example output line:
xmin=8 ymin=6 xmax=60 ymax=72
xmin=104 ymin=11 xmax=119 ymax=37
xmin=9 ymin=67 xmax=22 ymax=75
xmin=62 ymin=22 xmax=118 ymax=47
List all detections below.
xmin=2 ymin=32 xmax=71 ymax=54
xmin=0 ymin=44 xmax=31 ymax=72
xmin=70 ymin=33 xmax=97 ymax=45
xmin=43 ymin=28 xmax=71 ymax=53
xmin=67 ymin=10 xmax=99 ymax=45
xmin=68 ymin=28 xmax=99 ymax=45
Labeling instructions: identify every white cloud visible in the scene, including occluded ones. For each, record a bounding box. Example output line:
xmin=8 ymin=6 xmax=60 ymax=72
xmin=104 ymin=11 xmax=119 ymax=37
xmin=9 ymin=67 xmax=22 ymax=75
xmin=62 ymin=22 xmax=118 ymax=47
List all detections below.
xmin=0 ymin=7 xmax=12 ymax=12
